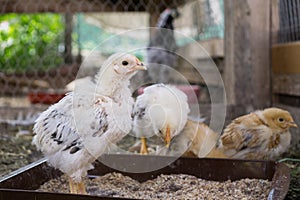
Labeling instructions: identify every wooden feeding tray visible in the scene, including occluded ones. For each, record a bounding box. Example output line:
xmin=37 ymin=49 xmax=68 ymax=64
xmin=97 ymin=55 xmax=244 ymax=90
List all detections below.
xmin=0 ymin=155 xmax=290 ymax=200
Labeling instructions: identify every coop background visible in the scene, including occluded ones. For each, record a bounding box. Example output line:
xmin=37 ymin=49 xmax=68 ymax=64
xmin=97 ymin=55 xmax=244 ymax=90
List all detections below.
xmin=0 ymin=0 xmax=299 ymax=184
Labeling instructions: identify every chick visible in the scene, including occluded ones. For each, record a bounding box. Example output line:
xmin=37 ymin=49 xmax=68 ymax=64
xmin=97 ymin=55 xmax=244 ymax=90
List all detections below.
xmin=132 ymin=84 xmax=190 ymax=154
xmin=33 ymin=53 xmax=146 ymax=194
xmin=218 ymin=107 xmax=297 ymax=160
xmin=181 ymin=120 xmax=225 ymax=158
xmin=157 ymin=119 xmax=227 ymax=158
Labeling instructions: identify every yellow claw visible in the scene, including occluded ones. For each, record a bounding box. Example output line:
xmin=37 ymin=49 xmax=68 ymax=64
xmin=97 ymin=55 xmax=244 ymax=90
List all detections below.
xmin=69 ymin=177 xmax=87 ymax=194
xmin=165 ymin=125 xmax=171 ymax=148
xmin=140 ymin=137 xmax=149 ymax=155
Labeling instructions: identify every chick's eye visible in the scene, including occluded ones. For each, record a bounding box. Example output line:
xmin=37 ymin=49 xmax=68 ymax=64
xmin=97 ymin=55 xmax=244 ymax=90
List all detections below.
xmin=122 ymin=61 xmax=129 ymax=66
xmin=278 ymin=118 xmax=284 ymax=122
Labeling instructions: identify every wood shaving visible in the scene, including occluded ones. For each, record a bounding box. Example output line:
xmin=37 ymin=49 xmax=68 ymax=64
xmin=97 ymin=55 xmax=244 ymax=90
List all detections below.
xmin=38 ymin=173 xmax=271 ymax=199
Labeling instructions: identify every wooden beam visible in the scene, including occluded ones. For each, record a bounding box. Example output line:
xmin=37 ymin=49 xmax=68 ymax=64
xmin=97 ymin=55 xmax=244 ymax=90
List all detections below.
xmin=179 ymin=39 xmax=224 ymax=60
xmin=272 ymin=42 xmax=300 ymax=74
xmin=0 ymin=0 xmax=188 ymax=13
xmin=273 ymin=74 xmax=300 ymax=96
xmin=224 ymin=0 xmax=271 ymax=111
xmin=271 ymin=0 xmax=280 ymax=43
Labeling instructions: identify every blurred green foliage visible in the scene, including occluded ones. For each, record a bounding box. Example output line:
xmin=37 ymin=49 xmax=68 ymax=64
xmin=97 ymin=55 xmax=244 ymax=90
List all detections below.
xmin=0 ymin=14 xmax=64 ymax=73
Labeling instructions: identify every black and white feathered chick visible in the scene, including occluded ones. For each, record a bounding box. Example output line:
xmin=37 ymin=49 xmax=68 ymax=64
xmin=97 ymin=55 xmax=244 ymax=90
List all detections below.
xmin=33 ymin=53 xmax=146 ymax=194
xmin=147 ymin=8 xmax=180 ymax=83
xmin=132 ymin=84 xmax=190 ymax=154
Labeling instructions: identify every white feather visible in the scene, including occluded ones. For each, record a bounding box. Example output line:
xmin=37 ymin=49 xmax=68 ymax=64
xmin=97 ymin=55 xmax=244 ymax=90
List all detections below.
xmin=133 ymin=84 xmax=190 ymax=140
xmin=33 ymin=53 xmax=139 ymax=182
xmin=65 ymin=76 xmax=94 ymax=92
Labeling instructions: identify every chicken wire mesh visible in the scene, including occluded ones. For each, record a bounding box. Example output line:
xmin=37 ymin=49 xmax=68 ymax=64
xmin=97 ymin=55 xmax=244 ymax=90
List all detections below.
xmin=276 ymin=0 xmax=300 ymax=43
xmin=0 ymin=0 xmax=224 ymax=125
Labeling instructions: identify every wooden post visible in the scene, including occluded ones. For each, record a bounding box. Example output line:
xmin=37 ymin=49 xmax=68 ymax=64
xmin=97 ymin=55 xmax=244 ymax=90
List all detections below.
xmin=271 ymin=0 xmax=280 ymax=44
xmin=64 ymin=12 xmax=73 ymax=64
xmin=148 ymin=9 xmax=160 ymax=42
xmin=224 ymin=0 xmax=271 ymax=113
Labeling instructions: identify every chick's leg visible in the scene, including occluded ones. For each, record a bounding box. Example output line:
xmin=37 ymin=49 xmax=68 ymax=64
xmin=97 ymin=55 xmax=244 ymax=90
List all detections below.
xmin=165 ymin=125 xmax=171 ymax=148
xmin=69 ymin=177 xmax=77 ymax=194
xmin=77 ymin=181 xmax=87 ymax=194
xmin=140 ymin=137 xmax=149 ymax=155
xmin=69 ymin=177 xmax=87 ymax=194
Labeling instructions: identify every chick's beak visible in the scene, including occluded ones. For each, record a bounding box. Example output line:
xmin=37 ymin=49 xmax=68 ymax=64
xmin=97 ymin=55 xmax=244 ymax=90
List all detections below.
xmin=289 ymin=121 xmax=298 ymax=128
xmin=132 ymin=58 xmax=147 ymax=71
xmin=133 ymin=62 xmax=147 ymax=71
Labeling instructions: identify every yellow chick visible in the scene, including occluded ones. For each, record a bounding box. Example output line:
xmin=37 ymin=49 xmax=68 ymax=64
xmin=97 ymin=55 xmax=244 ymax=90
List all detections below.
xmin=218 ymin=108 xmax=297 ymax=160
xmin=182 ymin=120 xmax=227 ymax=158
xmin=157 ymin=119 xmax=228 ymax=158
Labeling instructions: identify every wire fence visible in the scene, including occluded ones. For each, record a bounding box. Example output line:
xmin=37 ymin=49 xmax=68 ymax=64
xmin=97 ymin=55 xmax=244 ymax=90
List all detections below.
xmin=0 ymin=0 xmax=224 ymax=124
xmin=277 ymin=0 xmax=300 ymax=43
